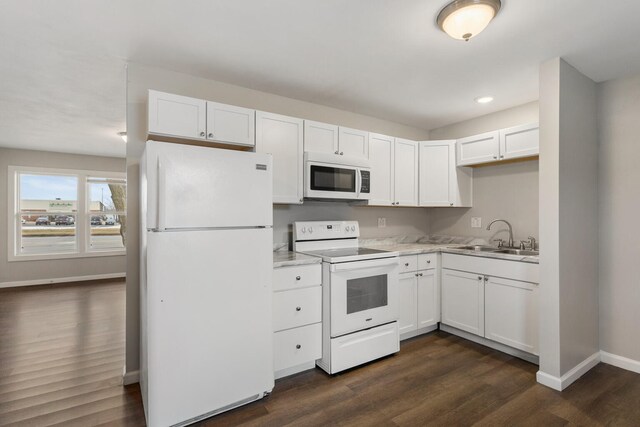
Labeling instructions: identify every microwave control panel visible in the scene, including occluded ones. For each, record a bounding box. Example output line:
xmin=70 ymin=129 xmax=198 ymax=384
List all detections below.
xmin=360 ymin=171 xmax=370 ymax=194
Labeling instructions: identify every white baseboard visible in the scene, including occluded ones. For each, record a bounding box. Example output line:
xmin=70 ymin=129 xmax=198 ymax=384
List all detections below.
xmin=536 ymin=351 xmax=601 ymax=391
xmin=275 ymin=361 xmax=316 ymax=380
xmin=123 ymin=369 xmax=140 ymax=385
xmin=0 ymin=273 xmax=126 ymax=289
xmin=601 ymin=351 xmax=640 ymax=374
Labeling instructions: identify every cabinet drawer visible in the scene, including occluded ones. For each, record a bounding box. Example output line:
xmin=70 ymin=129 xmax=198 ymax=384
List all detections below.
xmin=399 ymin=255 xmax=418 ymax=273
xmin=273 ymin=286 xmax=322 ymax=331
xmin=274 ymin=323 xmax=322 ymax=372
xmin=418 ymin=253 xmax=437 ymax=270
xmin=273 ymin=264 xmax=322 ymax=291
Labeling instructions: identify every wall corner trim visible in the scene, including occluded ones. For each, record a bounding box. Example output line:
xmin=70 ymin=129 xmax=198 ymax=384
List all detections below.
xmin=123 ymin=370 xmax=140 ymax=385
xmin=536 ymin=352 xmax=601 ymax=391
xmin=600 ymin=351 xmax=640 ymax=374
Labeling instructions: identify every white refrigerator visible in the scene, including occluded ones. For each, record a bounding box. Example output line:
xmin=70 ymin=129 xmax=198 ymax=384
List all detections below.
xmin=140 ymin=141 xmax=274 ymax=427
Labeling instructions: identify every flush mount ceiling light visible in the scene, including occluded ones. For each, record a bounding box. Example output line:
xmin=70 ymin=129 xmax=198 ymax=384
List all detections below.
xmin=475 ymin=96 xmax=494 ymax=104
xmin=117 ymin=131 xmax=127 ymax=142
xmin=437 ymin=0 xmax=501 ymax=41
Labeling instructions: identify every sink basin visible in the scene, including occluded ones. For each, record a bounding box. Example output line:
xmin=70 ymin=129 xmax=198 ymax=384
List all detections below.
xmin=494 ymin=249 xmax=539 ymax=256
xmin=457 ymin=245 xmax=500 ymax=252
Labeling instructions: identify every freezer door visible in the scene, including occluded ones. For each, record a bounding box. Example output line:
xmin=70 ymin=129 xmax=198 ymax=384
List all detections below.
xmin=145 ymin=141 xmax=272 ymax=229
xmin=146 ymin=228 xmax=273 ymax=426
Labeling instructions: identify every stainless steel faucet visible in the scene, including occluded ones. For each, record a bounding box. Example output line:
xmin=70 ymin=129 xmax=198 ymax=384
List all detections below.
xmin=486 ymin=219 xmax=514 ymax=248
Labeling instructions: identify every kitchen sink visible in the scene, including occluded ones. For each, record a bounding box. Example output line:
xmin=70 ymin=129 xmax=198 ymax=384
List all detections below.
xmin=457 ymin=245 xmax=500 ymax=252
xmin=494 ymin=248 xmax=539 ymax=256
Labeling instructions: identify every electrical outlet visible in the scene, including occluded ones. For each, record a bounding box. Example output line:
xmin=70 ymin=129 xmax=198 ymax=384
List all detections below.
xmin=471 ymin=217 xmax=482 ymax=228
xmin=378 ymin=217 xmax=386 ymax=228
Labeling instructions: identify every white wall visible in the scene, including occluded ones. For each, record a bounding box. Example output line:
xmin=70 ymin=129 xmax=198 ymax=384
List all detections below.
xmin=125 ymin=63 xmax=431 ymax=374
xmin=538 ymin=58 xmax=599 ymax=386
xmin=0 ymin=147 xmax=126 ymax=285
xmin=428 ymin=102 xmax=539 ymax=242
xmin=598 ymin=73 xmax=640 ymax=363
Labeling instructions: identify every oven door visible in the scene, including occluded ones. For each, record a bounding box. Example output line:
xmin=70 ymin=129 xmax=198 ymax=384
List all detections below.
xmin=329 ymin=257 xmax=399 ymax=337
xmin=305 ymin=161 xmax=368 ymax=200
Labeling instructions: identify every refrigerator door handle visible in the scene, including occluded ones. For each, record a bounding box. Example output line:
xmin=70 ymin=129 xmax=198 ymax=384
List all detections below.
xmin=157 ymin=156 xmax=167 ymax=231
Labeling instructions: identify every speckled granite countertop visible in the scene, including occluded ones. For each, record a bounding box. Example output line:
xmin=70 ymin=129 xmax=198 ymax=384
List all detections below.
xmin=273 ymin=235 xmax=539 ymax=267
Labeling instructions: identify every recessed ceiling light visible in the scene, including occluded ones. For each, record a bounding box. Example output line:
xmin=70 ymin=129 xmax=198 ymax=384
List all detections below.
xmin=117 ymin=131 xmax=127 ymax=143
xmin=475 ymin=96 xmax=494 ymax=104
xmin=437 ymin=0 xmax=502 ymax=42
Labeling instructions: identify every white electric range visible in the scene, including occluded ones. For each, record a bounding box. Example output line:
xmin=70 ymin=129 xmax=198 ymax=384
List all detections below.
xmin=293 ymin=221 xmax=400 ymax=374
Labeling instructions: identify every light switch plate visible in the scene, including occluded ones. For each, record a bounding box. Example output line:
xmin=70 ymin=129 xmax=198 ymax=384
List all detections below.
xmin=471 ymin=217 xmax=482 ymax=228
xmin=378 ymin=217 xmax=386 ymax=228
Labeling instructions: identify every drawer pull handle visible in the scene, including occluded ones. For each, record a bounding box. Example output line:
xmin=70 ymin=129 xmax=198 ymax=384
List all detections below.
xmin=296 ymin=306 xmax=301 ymax=311
xmin=404 ymin=263 xmax=409 ymax=267
xmin=295 ymin=276 xmax=301 ymax=281
xmin=426 ymin=260 xmax=431 ymax=264
xmin=478 ymin=276 xmax=483 ymax=280
xmin=419 ymin=273 xmax=423 ymax=276
xmin=296 ymin=344 xmax=301 ymax=349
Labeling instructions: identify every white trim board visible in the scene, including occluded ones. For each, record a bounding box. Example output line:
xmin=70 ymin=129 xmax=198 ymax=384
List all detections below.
xmin=536 ymin=352 xmax=601 ymax=391
xmin=123 ymin=369 xmax=140 ymax=386
xmin=0 ymin=272 xmax=126 ymax=289
xmin=601 ymin=351 xmax=640 ymax=374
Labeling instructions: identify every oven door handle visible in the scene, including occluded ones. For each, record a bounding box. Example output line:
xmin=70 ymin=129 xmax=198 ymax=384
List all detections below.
xmin=330 ymin=257 xmax=399 ymax=272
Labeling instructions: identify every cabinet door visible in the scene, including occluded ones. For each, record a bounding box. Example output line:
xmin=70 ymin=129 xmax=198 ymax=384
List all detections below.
xmin=339 ymin=127 xmax=369 ymax=159
xmin=256 ymin=112 xmax=304 ymax=204
xmin=485 ymin=276 xmax=539 ymax=354
xmin=499 ymin=123 xmax=539 ymax=160
xmin=148 ymin=90 xmax=206 ymax=140
xmin=304 ymin=120 xmax=339 ymax=154
xmin=441 ymin=269 xmax=484 ymax=336
xmin=456 ymin=130 xmax=500 ymax=166
xmin=393 ymin=138 xmax=418 ymax=206
xmin=398 ymin=273 xmax=417 ymax=336
xmin=206 ymin=101 xmax=255 ymax=147
xmin=419 ymin=141 xmax=451 ymax=206
xmin=368 ymin=133 xmax=395 ymax=206
xmin=417 ymin=270 xmax=439 ymax=328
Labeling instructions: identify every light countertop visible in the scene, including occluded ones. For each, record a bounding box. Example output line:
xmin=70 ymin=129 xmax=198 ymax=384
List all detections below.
xmin=273 ymin=251 xmax=322 ymax=268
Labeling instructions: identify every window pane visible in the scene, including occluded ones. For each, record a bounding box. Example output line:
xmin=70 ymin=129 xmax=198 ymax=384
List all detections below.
xmin=90 ymin=215 xmax=125 ymax=251
xmin=20 ymin=214 xmax=77 ymax=255
xmin=19 ymin=174 xmax=78 ymax=213
xmin=18 ymin=173 xmax=78 ymax=255
xmin=89 ymin=180 xmax=126 ymax=213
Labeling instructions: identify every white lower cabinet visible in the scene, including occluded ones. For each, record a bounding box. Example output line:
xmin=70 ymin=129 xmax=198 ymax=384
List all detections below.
xmin=441 ymin=269 xmax=485 ymax=336
xmin=485 ymin=276 xmax=539 ymax=355
xmin=273 ymin=263 xmax=322 ymax=379
xmin=441 ymin=254 xmax=539 ymax=356
xmin=398 ymin=254 xmax=439 ymax=340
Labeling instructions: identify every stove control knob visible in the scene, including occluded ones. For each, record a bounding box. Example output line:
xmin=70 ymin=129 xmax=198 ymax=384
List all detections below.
xmin=308 ymin=227 xmax=313 ymax=234
xmin=345 ymin=226 xmax=349 ymax=232
xmin=301 ymin=227 xmax=306 ymax=233
xmin=351 ymin=225 xmax=356 ymax=231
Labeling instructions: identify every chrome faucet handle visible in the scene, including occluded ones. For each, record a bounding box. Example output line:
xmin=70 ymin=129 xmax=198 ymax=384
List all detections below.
xmin=519 ymin=241 xmax=527 ymax=250
xmin=527 ymin=236 xmax=537 ymax=250
xmin=493 ymin=239 xmax=504 ymax=248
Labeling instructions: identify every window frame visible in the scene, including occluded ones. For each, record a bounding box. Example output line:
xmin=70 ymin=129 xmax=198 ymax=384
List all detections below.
xmin=8 ymin=165 xmax=127 ymax=262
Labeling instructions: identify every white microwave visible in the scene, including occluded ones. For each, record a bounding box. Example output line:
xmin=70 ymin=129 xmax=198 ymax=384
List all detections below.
xmin=304 ymin=152 xmax=371 ymax=201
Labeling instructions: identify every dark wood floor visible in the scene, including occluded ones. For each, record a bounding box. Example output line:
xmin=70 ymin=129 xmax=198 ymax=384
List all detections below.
xmin=0 ymin=279 xmax=145 ymax=426
xmin=1 ymin=280 xmax=639 ymax=426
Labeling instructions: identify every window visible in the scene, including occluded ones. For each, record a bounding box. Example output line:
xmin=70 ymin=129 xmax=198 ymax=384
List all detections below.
xmin=9 ymin=166 xmax=126 ymax=261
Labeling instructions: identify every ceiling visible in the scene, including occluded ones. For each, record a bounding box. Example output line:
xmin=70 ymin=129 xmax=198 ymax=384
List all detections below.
xmin=1 ymin=0 xmax=640 ymax=158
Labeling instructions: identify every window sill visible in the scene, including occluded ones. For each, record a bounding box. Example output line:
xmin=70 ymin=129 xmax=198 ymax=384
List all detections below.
xmin=8 ymin=250 xmax=126 ymax=262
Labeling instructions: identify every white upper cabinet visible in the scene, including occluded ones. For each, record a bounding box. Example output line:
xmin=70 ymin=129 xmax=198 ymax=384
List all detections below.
xmin=457 ymin=130 xmax=500 ymax=166
xmin=206 ymin=101 xmax=255 ymax=147
xmin=499 ymin=123 xmax=539 ymax=160
xmin=304 ymin=121 xmax=369 ymax=160
xmin=338 ymin=127 xmax=369 ymax=159
xmin=420 ymin=140 xmax=472 ymax=207
xmin=368 ymin=133 xmax=395 ymax=206
xmin=393 ymin=138 xmax=419 ymax=207
xmin=456 ymin=123 xmax=539 ymax=166
xmin=304 ymin=121 xmax=339 ymax=154
xmin=147 ymin=90 xmax=255 ymax=147
xmin=255 ymin=111 xmax=304 ymax=204
xmin=148 ymin=90 xmax=207 ymax=140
